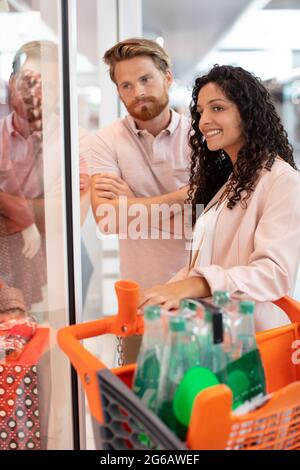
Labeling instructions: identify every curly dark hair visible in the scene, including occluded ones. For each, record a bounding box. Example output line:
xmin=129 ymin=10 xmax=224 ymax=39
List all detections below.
xmin=188 ymin=65 xmax=296 ymax=217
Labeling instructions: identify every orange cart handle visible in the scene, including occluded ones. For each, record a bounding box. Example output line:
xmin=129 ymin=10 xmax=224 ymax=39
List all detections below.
xmin=57 ymin=280 xmax=143 ymax=424
xmin=57 ymin=314 xmax=143 ymax=424
xmin=274 ymin=295 xmax=300 ymax=323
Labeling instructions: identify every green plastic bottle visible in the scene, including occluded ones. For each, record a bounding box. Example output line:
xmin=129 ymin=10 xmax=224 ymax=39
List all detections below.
xmin=198 ymin=306 xmax=213 ymax=346
xmin=156 ymin=315 xmax=200 ymax=440
xmin=179 ymin=298 xmax=202 ymax=361
xmin=200 ymin=308 xmax=228 ymax=381
xmin=171 ymin=309 xmax=227 ymax=433
xmin=226 ymin=300 xmax=266 ymax=408
xmin=236 ymin=300 xmax=259 ymax=354
xmin=132 ymin=305 xmax=163 ymax=412
xmin=212 ymin=290 xmax=234 ymax=359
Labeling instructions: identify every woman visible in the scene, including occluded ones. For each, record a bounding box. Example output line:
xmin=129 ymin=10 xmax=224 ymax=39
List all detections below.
xmin=139 ymin=65 xmax=300 ymax=330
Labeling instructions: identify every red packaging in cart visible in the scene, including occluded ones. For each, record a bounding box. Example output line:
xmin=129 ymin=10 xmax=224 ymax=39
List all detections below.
xmin=0 ymin=327 xmax=49 ymax=450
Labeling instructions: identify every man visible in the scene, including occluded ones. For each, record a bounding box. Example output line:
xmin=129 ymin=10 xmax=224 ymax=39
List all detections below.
xmin=91 ymin=38 xmax=191 ymax=292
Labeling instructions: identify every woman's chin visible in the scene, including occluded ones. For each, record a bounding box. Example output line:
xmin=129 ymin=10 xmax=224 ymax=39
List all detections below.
xmin=207 ymin=144 xmax=222 ymax=152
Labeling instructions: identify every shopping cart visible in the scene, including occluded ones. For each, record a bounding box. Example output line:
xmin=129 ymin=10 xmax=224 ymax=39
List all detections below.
xmin=58 ymin=280 xmax=300 ymax=450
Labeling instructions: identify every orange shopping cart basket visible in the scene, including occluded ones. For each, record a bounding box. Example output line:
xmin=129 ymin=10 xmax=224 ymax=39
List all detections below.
xmin=58 ymin=280 xmax=300 ymax=450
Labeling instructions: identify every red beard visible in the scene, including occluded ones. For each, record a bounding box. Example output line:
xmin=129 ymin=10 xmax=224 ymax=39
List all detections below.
xmin=126 ymin=93 xmax=169 ymax=121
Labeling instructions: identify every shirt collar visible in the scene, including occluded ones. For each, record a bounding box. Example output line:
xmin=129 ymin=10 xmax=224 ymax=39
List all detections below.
xmin=6 ymin=112 xmax=29 ymax=138
xmin=166 ymin=109 xmax=180 ymax=135
xmin=124 ymin=108 xmax=181 ymax=137
xmin=6 ymin=111 xmax=58 ymax=139
xmin=125 ymin=114 xmax=140 ymax=135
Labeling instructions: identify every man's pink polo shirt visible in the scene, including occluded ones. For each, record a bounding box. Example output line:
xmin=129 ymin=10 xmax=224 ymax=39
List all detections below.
xmin=92 ymin=109 xmax=191 ymax=289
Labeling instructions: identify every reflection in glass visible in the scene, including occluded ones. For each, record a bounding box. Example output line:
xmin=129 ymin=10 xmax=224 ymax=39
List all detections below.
xmin=0 ymin=3 xmax=73 ymax=450
xmin=0 ymin=41 xmax=56 ymax=312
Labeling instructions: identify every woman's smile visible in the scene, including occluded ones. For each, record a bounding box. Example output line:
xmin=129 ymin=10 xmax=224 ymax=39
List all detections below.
xmin=204 ymin=128 xmax=223 ymax=139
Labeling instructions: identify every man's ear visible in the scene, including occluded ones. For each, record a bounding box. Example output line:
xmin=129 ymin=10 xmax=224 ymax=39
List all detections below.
xmin=165 ymin=69 xmax=174 ymax=89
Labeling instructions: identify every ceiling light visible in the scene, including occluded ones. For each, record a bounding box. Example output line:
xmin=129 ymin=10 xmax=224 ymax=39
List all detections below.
xmin=156 ymin=36 xmax=164 ymax=48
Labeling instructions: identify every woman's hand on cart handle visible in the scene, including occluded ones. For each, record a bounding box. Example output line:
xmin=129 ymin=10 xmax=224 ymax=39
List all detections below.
xmin=139 ymin=277 xmax=211 ymax=310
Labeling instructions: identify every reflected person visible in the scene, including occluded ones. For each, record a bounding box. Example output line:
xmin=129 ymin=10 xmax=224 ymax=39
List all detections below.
xmin=0 ymin=41 xmax=49 ymax=309
xmin=0 ymin=40 xmax=91 ymax=311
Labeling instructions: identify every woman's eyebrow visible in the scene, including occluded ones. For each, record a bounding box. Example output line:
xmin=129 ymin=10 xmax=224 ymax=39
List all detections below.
xmin=197 ymin=98 xmax=228 ymax=110
xmin=207 ymin=98 xmax=227 ymax=104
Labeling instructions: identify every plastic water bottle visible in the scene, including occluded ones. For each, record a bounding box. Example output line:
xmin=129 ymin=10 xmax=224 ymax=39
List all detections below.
xmin=200 ymin=308 xmax=228 ymax=380
xmin=212 ymin=290 xmax=235 ymax=358
xmin=132 ymin=305 xmax=164 ymax=412
xmin=226 ymin=300 xmax=266 ymax=408
xmin=236 ymin=300 xmax=259 ymax=354
xmin=156 ymin=315 xmax=200 ymax=440
xmin=171 ymin=308 xmax=226 ymax=436
xmin=179 ymin=298 xmax=203 ymax=361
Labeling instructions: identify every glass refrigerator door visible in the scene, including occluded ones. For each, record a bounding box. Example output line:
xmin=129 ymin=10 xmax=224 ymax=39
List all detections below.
xmin=0 ymin=0 xmax=74 ymax=450
xmin=75 ymin=0 xmax=142 ymax=449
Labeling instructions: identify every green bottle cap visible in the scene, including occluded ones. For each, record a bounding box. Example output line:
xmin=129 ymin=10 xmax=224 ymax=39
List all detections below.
xmin=213 ymin=290 xmax=230 ymax=306
xmin=173 ymin=366 xmax=220 ymax=426
xmin=180 ymin=298 xmax=198 ymax=312
xmin=169 ymin=316 xmax=186 ymax=332
xmin=239 ymin=300 xmax=255 ymax=315
xmin=144 ymin=305 xmax=161 ymax=320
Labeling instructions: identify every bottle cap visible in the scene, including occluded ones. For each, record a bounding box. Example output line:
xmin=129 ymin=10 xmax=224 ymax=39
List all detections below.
xmin=213 ymin=290 xmax=230 ymax=306
xmin=144 ymin=305 xmax=161 ymax=320
xmin=180 ymin=298 xmax=198 ymax=312
xmin=173 ymin=366 xmax=220 ymax=426
xmin=169 ymin=315 xmax=186 ymax=332
xmin=239 ymin=300 xmax=255 ymax=315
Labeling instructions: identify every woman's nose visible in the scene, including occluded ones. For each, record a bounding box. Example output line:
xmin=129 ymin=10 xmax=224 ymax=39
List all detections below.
xmin=199 ymin=110 xmax=212 ymax=127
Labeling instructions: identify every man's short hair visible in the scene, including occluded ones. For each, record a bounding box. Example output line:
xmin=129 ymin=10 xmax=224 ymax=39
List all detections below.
xmin=11 ymin=40 xmax=58 ymax=76
xmin=103 ymin=37 xmax=171 ymax=83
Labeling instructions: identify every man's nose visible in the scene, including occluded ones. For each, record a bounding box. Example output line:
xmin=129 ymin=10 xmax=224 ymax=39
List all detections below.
xmin=134 ymin=83 xmax=145 ymax=98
